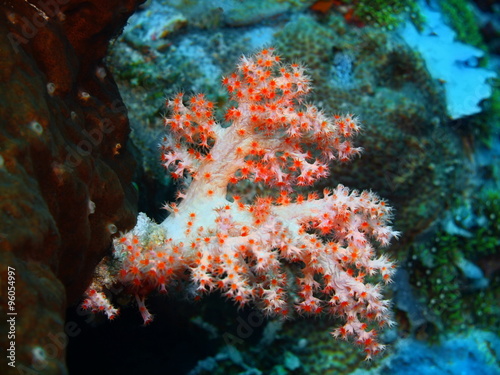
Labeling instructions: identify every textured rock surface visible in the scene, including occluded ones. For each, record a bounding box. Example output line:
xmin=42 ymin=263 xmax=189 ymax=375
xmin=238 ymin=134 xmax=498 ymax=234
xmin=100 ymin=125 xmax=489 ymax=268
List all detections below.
xmin=0 ymin=1 xmax=143 ymax=373
xmin=109 ymin=8 xmax=466 ymax=245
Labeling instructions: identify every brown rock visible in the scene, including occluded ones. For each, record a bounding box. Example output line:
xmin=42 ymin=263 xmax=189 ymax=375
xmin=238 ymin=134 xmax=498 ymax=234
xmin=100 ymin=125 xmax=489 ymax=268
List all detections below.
xmin=0 ymin=1 xmax=143 ymax=373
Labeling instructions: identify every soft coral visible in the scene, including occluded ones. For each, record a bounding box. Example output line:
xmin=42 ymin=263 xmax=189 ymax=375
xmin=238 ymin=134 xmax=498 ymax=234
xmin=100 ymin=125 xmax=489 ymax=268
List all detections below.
xmin=83 ymin=47 xmax=399 ymax=359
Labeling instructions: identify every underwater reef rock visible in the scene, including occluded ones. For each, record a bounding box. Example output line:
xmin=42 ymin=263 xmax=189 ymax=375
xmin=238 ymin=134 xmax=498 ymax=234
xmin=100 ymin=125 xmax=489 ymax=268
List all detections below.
xmin=166 ymin=0 xmax=315 ymax=27
xmin=0 ymin=0 xmax=143 ymax=373
xmin=111 ymin=10 xmax=467 ymax=246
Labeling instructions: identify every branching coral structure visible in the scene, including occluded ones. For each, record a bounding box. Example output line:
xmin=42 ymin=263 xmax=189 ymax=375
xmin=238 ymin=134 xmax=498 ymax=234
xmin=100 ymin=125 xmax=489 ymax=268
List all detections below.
xmin=83 ymin=48 xmax=399 ymax=358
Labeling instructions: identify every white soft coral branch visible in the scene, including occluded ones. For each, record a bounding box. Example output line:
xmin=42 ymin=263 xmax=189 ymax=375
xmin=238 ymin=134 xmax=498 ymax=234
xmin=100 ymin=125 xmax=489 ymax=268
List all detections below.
xmin=83 ymin=48 xmax=399 ymax=359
